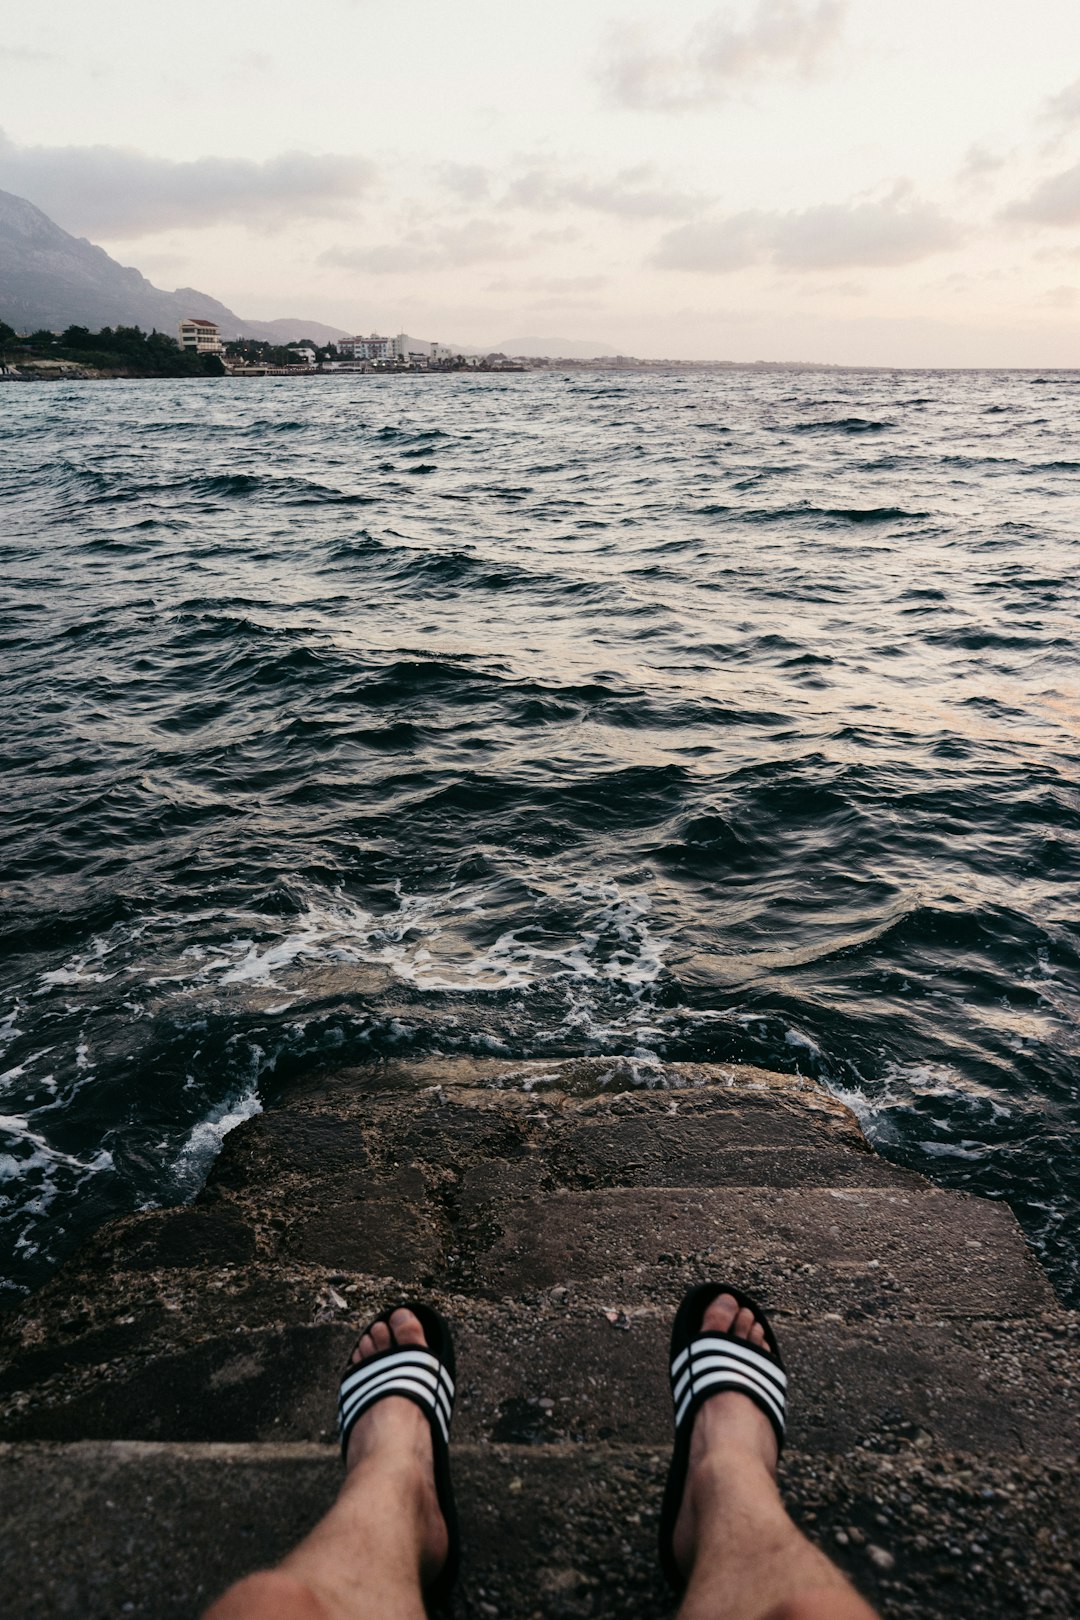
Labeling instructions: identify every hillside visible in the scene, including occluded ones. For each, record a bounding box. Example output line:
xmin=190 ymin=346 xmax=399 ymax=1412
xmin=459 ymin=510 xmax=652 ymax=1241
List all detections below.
xmin=0 ymin=189 xmax=347 ymax=343
xmin=497 ymin=335 xmax=617 ymax=358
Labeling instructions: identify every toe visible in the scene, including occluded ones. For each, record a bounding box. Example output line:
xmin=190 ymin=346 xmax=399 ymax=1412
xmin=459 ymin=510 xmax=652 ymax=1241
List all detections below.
xmin=702 ymin=1292 xmax=740 ymax=1333
xmin=389 ymin=1307 xmax=427 ymax=1347
xmin=733 ymin=1306 xmax=757 ymax=1341
xmin=351 ymin=1331 xmax=376 ymax=1365
xmin=750 ymin=1321 xmax=767 ymax=1350
xmin=369 ymin=1319 xmax=392 ymax=1354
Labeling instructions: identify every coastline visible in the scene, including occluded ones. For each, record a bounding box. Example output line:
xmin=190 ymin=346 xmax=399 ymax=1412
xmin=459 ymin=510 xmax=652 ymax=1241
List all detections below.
xmin=7 ymin=360 xmax=1080 ymax=381
xmin=1 ymin=1055 xmax=1076 ymax=1617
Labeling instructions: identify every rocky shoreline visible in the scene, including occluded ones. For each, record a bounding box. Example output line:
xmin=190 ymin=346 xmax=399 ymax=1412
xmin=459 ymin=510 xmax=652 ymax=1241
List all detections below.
xmin=1 ymin=1055 xmax=1077 ymax=1617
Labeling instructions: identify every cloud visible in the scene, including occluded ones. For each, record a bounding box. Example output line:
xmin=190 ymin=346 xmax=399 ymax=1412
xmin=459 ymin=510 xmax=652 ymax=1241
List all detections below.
xmin=1043 ymin=77 xmax=1080 ymax=128
xmin=435 ymin=158 xmax=700 ymax=220
xmin=1003 ymin=162 xmax=1080 ymax=227
xmin=654 ymin=189 xmax=962 ymax=272
xmin=506 ymin=162 xmax=698 ymax=219
xmin=482 ymin=273 xmax=608 ymax=309
xmin=320 ymin=219 xmax=525 ymax=273
xmin=0 ymin=45 xmax=58 ymax=63
xmin=438 ymin=163 xmax=492 ymax=203
xmin=957 ymin=145 xmax=1008 ymax=188
xmin=599 ymin=0 xmax=847 ymax=111
xmin=0 ymin=128 xmax=374 ymax=237
xmin=484 ymin=274 xmax=608 ymax=294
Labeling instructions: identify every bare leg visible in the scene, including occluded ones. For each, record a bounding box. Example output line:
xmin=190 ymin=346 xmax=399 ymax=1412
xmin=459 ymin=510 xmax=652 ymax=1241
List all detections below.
xmin=204 ymin=1308 xmax=448 ymax=1620
xmin=674 ymin=1295 xmax=879 ymax=1620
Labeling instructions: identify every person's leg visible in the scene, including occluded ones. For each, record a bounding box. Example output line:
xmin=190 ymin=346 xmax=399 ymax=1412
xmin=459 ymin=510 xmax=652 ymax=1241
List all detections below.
xmin=673 ymin=1294 xmax=879 ymax=1620
xmin=203 ymin=1309 xmax=448 ymax=1620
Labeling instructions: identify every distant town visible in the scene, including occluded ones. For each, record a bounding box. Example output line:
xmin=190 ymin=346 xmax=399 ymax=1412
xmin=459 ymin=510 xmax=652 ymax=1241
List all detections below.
xmin=0 ymin=314 xmax=850 ymax=381
xmin=179 ymin=316 xmax=529 ymax=374
xmin=1 ymin=315 xmax=648 ymax=380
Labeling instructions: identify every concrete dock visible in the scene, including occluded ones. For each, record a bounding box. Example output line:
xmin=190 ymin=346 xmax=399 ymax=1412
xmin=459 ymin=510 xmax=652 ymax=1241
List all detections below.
xmin=0 ymin=1056 xmax=1077 ymax=1617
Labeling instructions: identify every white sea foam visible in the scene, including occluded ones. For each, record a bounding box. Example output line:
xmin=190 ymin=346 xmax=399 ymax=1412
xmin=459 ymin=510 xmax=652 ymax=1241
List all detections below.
xmin=0 ymin=1114 xmax=111 ymax=1176
xmin=172 ymin=1086 xmax=263 ymax=1193
xmin=825 ymin=1078 xmax=897 ymax=1146
xmin=0 ymin=1007 xmax=24 ymax=1053
xmin=918 ymin=1138 xmax=988 ymax=1160
xmin=37 ymin=935 xmax=119 ymax=991
xmin=830 ymin=1056 xmax=1014 ymax=1155
xmin=81 ymin=869 xmax=675 ymax=1001
xmin=0 ymin=1110 xmax=115 ymax=1264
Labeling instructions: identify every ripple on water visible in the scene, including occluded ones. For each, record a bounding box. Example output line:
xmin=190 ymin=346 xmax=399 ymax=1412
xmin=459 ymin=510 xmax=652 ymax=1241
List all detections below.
xmin=1 ymin=367 xmax=1079 ymax=1306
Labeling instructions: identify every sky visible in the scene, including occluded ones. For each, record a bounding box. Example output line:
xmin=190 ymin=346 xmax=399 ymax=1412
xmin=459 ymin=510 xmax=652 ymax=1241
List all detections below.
xmin=5 ymin=0 xmax=1080 ymax=363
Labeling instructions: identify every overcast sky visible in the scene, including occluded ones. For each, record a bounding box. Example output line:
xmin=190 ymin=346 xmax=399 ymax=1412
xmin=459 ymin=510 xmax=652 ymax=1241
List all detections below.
xmin=6 ymin=0 xmax=1080 ymax=362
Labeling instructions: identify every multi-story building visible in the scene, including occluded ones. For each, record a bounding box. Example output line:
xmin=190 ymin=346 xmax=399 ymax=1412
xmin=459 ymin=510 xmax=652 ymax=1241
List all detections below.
xmin=340 ymin=333 xmax=394 ymax=361
xmin=338 ymin=332 xmax=456 ymax=365
xmin=178 ymin=318 xmax=223 ymax=355
xmin=390 ymin=334 xmax=447 ymax=363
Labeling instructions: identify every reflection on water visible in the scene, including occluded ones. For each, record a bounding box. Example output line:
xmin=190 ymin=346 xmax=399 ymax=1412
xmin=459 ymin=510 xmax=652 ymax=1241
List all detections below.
xmin=1 ymin=368 xmax=1079 ymax=1304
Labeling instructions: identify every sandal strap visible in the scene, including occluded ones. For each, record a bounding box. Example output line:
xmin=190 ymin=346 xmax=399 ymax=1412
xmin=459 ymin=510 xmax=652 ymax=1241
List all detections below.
xmin=659 ymin=1284 xmax=789 ymax=1596
xmin=671 ymin=1332 xmax=787 ymax=1439
xmin=338 ymin=1347 xmax=456 ymax=1447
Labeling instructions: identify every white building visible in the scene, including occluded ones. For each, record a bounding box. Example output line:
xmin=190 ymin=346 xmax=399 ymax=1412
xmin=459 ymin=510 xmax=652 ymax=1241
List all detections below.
xmin=178 ymin=318 xmax=223 ymax=355
xmin=391 ymin=333 xmax=446 ymax=363
xmin=338 ymin=332 xmax=454 ymax=365
xmin=340 ymin=333 xmax=394 ymax=361
xmin=287 ymin=346 xmax=317 ymax=366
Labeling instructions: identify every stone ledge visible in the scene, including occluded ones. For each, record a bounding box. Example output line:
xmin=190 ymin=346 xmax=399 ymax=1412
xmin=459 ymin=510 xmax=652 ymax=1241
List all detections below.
xmin=0 ymin=1441 xmax=1075 ymax=1620
xmin=2 ymin=1309 xmax=1077 ymax=1459
xmin=1 ymin=1057 xmax=1075 ymax=1619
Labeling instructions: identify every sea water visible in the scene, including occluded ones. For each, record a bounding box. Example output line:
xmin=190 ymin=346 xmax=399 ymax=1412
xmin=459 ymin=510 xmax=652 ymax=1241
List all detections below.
xmin=1 ymin=369 xmax=1078 ymax=1304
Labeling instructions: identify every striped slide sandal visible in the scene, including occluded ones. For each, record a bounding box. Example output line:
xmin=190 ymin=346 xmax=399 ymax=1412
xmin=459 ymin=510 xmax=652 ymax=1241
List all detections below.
xmin=337 ymin=1301 xmax=461 ymax=1607
xmin=658 ymin=1282 xmax=789 ymax=1592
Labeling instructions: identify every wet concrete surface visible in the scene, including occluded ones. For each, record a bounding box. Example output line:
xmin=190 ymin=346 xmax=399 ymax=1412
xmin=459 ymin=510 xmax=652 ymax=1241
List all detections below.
xmin=0 ymin=1057 xmax=1076 ymax=1617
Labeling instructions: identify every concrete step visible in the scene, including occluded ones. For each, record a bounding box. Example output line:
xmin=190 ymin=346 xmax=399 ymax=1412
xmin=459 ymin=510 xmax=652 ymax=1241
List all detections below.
xmin=3 ymin=1296 xmax=1075 ymax=1463
xmin=2 ymin=1059 xmax=1074 ymax=1620
xmin=20 ymin=1084 xmax=1036 ymax=1317
xmin=2 ymin=1180 xmax=1059 ymax=1424
xmin=6 ymin=1161 xmax=990 ymax=1299
xmin=203 ymin=1082 xmax=894 ymax=1214
xmin=0 ymin=1082 xmax=908 ymax=1299
xmin=1 ymin=1440 xmax=1075 ymax=1620
xmin=461 ymin=1185 xmax=1058 ymax=1315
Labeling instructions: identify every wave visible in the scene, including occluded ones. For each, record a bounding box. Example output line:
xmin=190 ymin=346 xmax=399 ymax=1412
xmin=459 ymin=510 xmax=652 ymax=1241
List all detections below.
xmin=717 ymin=503 xmax=929 ymax=524
xmin=789 ymin=417 xmax=894 ymax=433
xmin=4 ymin=366 xmax=1080 ymax=1311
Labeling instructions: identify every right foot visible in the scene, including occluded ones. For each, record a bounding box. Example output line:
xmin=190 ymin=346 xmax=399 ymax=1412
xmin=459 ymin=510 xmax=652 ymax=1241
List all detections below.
xmin=341 ymin=1307 xmax=450 ymax=1587
xmin=671 ymin=1292 xmax=781 ymax=1580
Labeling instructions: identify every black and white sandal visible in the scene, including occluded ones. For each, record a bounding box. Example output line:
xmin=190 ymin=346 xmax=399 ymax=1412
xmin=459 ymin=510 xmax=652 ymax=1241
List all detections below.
xmin=337 ymin=1301 xmax=460 ymax=1607
xmin=658 ymin=1282 xmax=788 ymax=1592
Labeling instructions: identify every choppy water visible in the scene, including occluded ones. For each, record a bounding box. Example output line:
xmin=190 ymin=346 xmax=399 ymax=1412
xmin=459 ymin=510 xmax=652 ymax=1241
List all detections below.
xmin=2 ymin=369 xmax=1079 ymax=1306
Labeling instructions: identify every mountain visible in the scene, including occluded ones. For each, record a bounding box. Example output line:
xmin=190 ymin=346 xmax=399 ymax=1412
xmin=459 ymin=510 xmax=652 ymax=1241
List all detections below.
xmin=0 ymin=189 xmax=348 ymax=343
xmin=495 ymin=336 xmax=618 ymax=359
xmin=242 ymin=316 xmax=351 ymax=345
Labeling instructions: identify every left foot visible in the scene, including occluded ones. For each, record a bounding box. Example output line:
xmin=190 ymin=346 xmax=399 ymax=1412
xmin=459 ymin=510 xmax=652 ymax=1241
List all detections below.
xmin=205 ymin=1307 xmax=449 ymax=1620
xmin=671 ymin=1292 xmax=781 ymax=1581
